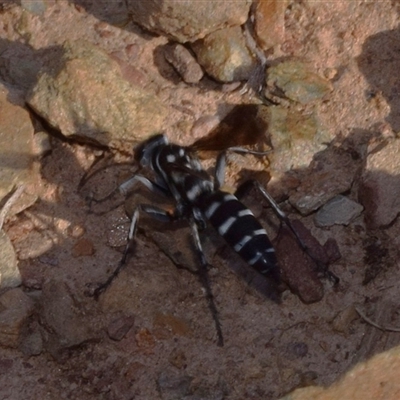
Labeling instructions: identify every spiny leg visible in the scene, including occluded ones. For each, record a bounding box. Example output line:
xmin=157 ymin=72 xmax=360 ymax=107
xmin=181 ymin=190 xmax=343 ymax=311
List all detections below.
xmin=252 ymin=181 xmax=339 ymax=284
xmin=189 ymin=218 xmax=224 ymax=347
xmin=92 ymin=204 xmax=178 ymax=299
xmin=88 ymin=174 xmax=170 ymax=215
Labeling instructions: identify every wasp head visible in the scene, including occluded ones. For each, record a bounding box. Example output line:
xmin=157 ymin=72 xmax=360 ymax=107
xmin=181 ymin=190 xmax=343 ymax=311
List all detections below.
xmin=134 ymin=134 xmax=168 ymax=168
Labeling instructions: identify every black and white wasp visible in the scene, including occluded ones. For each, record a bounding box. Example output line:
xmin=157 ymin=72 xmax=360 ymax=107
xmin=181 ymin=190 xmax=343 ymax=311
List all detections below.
xmin=88 ymin=126 xmax=315 ymax=345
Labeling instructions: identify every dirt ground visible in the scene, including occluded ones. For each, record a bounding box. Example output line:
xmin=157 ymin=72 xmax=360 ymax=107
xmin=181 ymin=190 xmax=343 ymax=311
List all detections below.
xmin=1 ymin=1 xmax=400 ymax=400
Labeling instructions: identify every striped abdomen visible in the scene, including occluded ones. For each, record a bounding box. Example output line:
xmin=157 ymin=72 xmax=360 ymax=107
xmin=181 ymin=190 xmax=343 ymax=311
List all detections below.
xmin=198 ymin=191 xmax=280 ymax=283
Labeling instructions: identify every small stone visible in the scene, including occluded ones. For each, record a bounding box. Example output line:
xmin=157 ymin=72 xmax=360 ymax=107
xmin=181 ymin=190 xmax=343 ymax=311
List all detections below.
xmin=268 ymin=105 xmax=331 ymax=173
xmin=107 ymin=315 xmax=135 ymax=341
xmin=168 ymin=348 xmax=187 ymax=369
xmin=164 ymin=43 xmax=203 ymax=84
xmin=192 ymin=26 xmax=257 ymax=83
xmin=314 ymin=195 xmax=364 ymax=227
xmin=332 ymin=306 xmax=358 ymax=334
xmin=39 ymin=280 xmax=97 ymax=356
xmin=72 ymin=238 xmax=95 ymax=257
xmin=135 ymin=328 xmax=156 ymax=354
xmin=273 ymin=222 xmax=324 ymax=304
xmin=254 ymin=0 xmax=288 ymax=51
xmin=266 ymin=61 xmax=333 ymax=104
xmin=19 ymin=329 xmax=43 ymax=356
xmin=0 ymin=288 xmax=34 ymax=348
xmin=289 ymin=148 xmax=360 ymax=215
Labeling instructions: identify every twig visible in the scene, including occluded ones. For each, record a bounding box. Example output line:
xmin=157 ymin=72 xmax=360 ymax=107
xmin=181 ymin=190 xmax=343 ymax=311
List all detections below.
xmin=0 ymin=185 xmax=25 ymax=231
xmin=355 ymin=306 xmax=400 ymax=333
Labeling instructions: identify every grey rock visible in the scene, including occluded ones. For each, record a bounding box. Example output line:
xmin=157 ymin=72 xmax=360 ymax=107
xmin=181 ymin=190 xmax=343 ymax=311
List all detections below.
xmin=290 ymin=148 xmax=360 ymax=215
xmin=21 ymin=0 xmax=47 ymax=15
xmin=126 ymin=0 xmax=250 ymax=43
xmin=0 ymin=230 xmax=21 ymax=290
xmin=27 ymin=40 xmax=169 ymax=148
xmin=0 ymin=288 xmax=34 ymax=348
xmin=192 ymin=26 xmax=257 ymax=83
xmin=314 ymin=195 xmax=364 ymax=227
xmin=19 ymin=329 xmax=43 ymax=356
xmin=359 ymin=138 xmax=400 ymax=228
xmin=164 ymin=44 xmax=203 ymax=83
xmin=268 ymin=105 xmax=331 ymax=173
xmin=266 ymin=61 xmax=333 ymax=104
xmin=39 ymin=280 xmax=96 ymax=355
xmin=107 ymin=315 xmax=135 ymax=341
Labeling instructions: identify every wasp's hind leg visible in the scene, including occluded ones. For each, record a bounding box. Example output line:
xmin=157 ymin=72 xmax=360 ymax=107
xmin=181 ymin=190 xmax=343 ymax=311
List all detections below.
xmin=91 ymin=204 xmax=179 ymax=299
xmin=251 ymin=180 xmax=339 ymax=285
xmin=188 ymin=217 xmax=224 ymax=347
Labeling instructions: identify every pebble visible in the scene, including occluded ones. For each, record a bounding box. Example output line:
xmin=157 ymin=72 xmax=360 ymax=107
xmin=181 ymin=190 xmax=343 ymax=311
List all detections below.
xmin=192 ymin=26 xmax=257 ymax=82
xmin=314 ymin=195 xmax=364 ymax=227
xmin=164 ymin=43 xmax=203 ymax=84
xmin=289 ymin=147 xmax=360 ymax=215
xmin=266 ymin=61 xmax=333 ymax=104
xmin=0 ymin=288 xmax=34 ymax=348
xmin=254 ymin=0 xmax=288 ymax=51
xmin=268 ymin=105 xmax=331 ymax=173
xmin=39 ymin=280 xmax=98 ymax=356
xmin=107 ymin=315 xmax=135 ymax=341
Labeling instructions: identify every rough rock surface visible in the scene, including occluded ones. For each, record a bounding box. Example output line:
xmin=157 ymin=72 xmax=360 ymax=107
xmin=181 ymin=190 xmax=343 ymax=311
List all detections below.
xmin=126 ymin=0 xmax=251 ymax=42
xmin=27 ymin=40 xmax=169 ymax=148
xmin=359 ymin=138 xmax=400 ymax=228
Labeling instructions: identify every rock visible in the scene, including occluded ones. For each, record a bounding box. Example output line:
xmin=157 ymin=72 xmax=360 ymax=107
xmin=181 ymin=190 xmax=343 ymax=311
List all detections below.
xmin=0 ymin=230 xmax=21 ymax=290
xmin=157 ymin=371 xmax=193 ymax=399
xmin=273 ymin=221 xmax=324 ymax=304
xmin=164 ymin=43 xmax=204 ymax=84
xmin=21 ymin=0 xmax=47 ymax=15
xmin=268 ymin=105 xmax=331 ymax=173
xmin=289 ymin=148 xmax=360 ymax=215
xmin=0 ymin=288 xmax=34 ymax=348
xmin=126 ymin=0 xmax=250 ymax=42
xmin=266 ymin=61 xmax=333 ymax=105
xmin=72 ymin=238 xmax=95 ymax=257
xmin=19 ymin=328 xmax=43 ymax=356
xmin=192 ymin=26 xmax=257 ymax=82
xmin=107 ymin=315 xmax=135 ymax=341
xmin=0 ymin=86 xmax=36 ymax=205
xmin=314 ymin=195 xmax=364 ymax=227
xmin=332 ymin=305 xmax=358 ymax=334
xmin=254 ymin=0 xmax=288 ymax=51
xmin=281 ymin=344 xmax=400 ymax=400
xmin=27 ymin=40 xmax=169 ymax=149
xmin=358 ymin=138 xmax=400 ymax=228
xmin=39 ymin=280 xmax=97 ymax=356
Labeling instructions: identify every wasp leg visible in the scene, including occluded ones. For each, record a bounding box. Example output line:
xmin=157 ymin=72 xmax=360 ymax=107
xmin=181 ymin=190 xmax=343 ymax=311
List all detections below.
xmin=119 ymin=174 xmax=169 ymax=197
xmin=213 ymin=151 xmax=227 ymax=190
xmin=252 ymin=181 xmax=339 ymax=284
xmin=213 ymin=148 xmax=270 ymax=191
xmin=88 ymin=174 xmax=171 ymax=216
xmin=189 ymin=217 xmax=224 ymax=347
xmin=226 ymin=147 xmax=271 ymax=156
xmin=92 ymin=204 xmax=179 ymax=299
